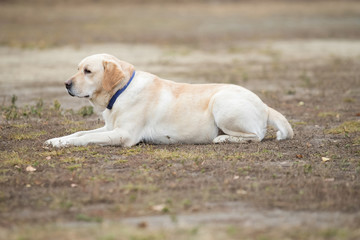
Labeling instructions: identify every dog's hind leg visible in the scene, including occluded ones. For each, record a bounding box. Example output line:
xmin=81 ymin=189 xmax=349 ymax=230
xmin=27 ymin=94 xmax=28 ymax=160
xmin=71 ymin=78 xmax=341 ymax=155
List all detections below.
xmin=211 ymin=90 xmax=268 ymax=144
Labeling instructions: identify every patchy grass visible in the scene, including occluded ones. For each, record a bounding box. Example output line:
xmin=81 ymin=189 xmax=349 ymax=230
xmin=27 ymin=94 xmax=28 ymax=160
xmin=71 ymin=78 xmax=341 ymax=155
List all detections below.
xmin=0 ymin=151 xmax=24 ymax=167
xmin=325 ymin=121 xmax=360 ymax=134
xmin=318 ymin=112 xmax=340 ymax=118
xmin=0 ymin=89 xmax=359 ymax=230
xmin=11 ymin=130 xmax=47 ymax=140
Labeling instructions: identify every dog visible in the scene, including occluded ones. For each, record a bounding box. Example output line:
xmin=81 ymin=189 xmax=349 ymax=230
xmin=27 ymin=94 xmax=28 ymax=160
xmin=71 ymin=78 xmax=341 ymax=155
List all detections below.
xmin=45 ymin=53 xmax=293 ymax=147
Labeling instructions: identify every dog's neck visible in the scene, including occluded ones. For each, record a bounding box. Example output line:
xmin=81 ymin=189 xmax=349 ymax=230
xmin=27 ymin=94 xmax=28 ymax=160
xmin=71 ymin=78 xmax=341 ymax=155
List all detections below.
xmin=90 ymin=70 xmax=136 ymax=112
xmin=106 ymin=70 xmax=136 ymax=110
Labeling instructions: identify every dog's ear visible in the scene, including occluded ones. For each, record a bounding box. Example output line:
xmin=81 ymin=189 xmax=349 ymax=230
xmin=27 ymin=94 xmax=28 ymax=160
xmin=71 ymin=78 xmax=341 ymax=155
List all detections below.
xmin=102 ymin=61 xmax=125 ymax=92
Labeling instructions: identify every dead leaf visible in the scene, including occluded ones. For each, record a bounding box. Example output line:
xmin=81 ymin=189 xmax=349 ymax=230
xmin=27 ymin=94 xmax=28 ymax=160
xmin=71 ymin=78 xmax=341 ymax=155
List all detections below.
xmin=137 ymin=221 xmax=147 ymax=228
xmin=280 ymin=161 xmax=291 ymax=167
xmin=236 ymin=189 xmax=247 ymax=195
xmin=34 ymin=180 xmax=42 ymax=185
xmin=26 ymin=165 xmax=36 ymax=172
xmin=233 ymin=175 xmax=239 ymax=180
xmin=152 ymin=204 xmax=166 ymax=212
xmin=71 ymin=183 xmax=78 ymax=188
xmin=46 ymin=156 xmax=51 ymax=160
xmin=322 ymin=157 xmax=330 ymax=162
xmin=296 ymin=154 xmax=303 ymax=159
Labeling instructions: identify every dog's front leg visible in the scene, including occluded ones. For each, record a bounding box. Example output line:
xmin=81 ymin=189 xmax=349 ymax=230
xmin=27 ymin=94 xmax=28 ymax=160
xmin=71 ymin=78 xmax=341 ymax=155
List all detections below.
xmin=45 ymin=126 xmax=108 ymax=147
xmin=48 ymin=128 xmax=136 ymax=147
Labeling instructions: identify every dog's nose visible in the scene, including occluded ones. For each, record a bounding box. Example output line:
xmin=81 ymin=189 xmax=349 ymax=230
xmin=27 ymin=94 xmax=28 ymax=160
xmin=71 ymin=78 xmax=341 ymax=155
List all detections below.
xmin=65 ymin=80 xmax=72 ymax=89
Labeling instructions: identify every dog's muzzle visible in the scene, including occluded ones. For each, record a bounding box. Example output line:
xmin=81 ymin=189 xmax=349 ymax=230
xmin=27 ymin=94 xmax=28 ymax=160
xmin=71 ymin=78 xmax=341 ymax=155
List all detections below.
xmin=65 ymin=80 xmax=75 ymax=97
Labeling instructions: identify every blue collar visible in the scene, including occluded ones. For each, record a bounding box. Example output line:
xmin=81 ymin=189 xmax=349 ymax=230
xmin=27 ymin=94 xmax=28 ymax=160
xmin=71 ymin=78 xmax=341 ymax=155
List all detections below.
xmin=106 ymin=70 xmax=136 ymax=110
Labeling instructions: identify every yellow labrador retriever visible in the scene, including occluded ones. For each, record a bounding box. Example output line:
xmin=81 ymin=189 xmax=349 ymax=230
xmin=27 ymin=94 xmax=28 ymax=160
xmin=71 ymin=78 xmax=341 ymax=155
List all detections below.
xmin=45 ymin=54 xmax=293 ymax=147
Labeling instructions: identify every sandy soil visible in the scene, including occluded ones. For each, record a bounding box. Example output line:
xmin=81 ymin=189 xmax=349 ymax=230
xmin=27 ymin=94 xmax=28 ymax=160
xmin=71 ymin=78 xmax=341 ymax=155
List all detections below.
xmin=1 ymin=1 xmax=360 ymax=239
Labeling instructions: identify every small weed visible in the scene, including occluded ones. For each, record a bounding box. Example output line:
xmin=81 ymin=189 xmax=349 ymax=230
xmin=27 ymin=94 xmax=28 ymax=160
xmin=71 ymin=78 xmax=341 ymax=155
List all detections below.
xmin=242 ymin=72 xmax=249 ymax=82
xmin=59 ymin=200 xmax=73 ymax=210
xmin=291 ymin=121 xmax=307 ymax=126
xmin=28 ymin=99 xmax=44 ymax=117
xmin=320 ymin=228 xmax=348 ymax=239
xmin=162 ymin=206 xmax=170 ymax=213
xmin=68 ymin=146 xmax=91 ymax=152
xmin=11 ymin=123 xmax=29 ymax=129
xmin=343 ymin=97 xmax=355 ymax=103
xmin=78 ymin=106 xmax=93 ymax=117
xmin=118 ymin=146 xmax=144 ymax=156
xmin=52 ymin=100 xmax=62 ymax=114
xmin=0 ymin=175 xmax=9 ymax=184
xmin=2 ymin=95 xmax=19 ymax=120
xmin=286 ymin=89 xmax=296 ymax=95
xmin=182 ymin=199 xmax=192 ymax=209
xmin=40 ymin=149 xmax=66 ymax=157
xmin=76 ymin=213 xmax=102 ymax=223
xmin=1 ymin=96 xmax=45 ymax=120
xmin=61 ymin=157 xmax=85 ymax=164
xmin=318 ymin=112 xmax=339 ymax=118
xmin=91 ymin=174 xmax=114 ymax=182
xmin=251 ymin=148 xmax=271 ymax=157
xmin=303 ymin=164 xmax=312 ymax=174
xmin=238 ymin=166 xmax=251 ymax=175
xmin=299 ymin=71 xmax=313 ymax=88
xmin=121 ymin=184 xmax=157 ymax=193
xmin=114 ymin=159 xmax=128 ymax=164
xmin=67 ymin=164 xmax=82 ymax=171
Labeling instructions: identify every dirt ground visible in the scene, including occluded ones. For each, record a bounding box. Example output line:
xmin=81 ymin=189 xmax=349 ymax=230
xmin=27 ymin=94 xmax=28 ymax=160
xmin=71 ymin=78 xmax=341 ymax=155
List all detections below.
xmin=1 ymin=1 xmax=360 ymax=239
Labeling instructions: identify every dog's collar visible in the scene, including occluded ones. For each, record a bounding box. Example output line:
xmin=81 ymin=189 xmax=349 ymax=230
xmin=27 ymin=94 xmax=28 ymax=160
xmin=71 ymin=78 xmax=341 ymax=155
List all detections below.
xmin=106 ymin=70 xmax=136 ymax=110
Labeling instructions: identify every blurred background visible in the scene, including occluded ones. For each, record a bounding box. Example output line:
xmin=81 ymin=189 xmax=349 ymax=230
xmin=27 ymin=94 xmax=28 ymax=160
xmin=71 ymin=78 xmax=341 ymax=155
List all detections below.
xmin=0 ymin=0 xmax=359 ymax=109
xmin=1 ymin=0 xmax=360 ymax=48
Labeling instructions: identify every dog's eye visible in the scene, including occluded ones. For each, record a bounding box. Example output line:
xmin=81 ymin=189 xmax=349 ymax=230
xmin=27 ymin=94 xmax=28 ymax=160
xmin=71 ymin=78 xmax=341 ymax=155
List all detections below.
xmin=84 ymin=69 xmax=92 ymax=74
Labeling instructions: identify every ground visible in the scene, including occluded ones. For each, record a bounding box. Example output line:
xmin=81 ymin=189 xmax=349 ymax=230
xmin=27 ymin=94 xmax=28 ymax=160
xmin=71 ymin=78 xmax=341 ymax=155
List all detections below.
xmin=0 ymin=1 xmax=360 ymax=239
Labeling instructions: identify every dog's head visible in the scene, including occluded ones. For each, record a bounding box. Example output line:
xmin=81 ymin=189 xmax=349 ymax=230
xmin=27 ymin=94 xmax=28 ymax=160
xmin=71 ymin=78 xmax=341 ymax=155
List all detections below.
xmin=65 ymin=54 xmax=134 ymax=107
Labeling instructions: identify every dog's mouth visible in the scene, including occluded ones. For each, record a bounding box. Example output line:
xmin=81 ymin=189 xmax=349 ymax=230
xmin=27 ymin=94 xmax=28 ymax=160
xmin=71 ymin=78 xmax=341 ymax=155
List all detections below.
xmin=67 ymin=89 xmax=90 ymax=98
xmin=67 ymin=89 xmax=75 ymax=97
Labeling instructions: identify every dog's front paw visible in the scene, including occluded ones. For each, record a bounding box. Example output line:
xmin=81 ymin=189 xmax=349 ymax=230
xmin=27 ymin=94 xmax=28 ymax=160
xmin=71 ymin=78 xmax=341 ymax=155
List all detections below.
xmin=44 ymin=138 xmax=70 ymax=148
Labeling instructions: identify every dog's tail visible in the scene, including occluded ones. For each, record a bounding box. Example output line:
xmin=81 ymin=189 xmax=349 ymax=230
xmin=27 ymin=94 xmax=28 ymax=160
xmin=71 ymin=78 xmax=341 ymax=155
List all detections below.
xmin=267 ymin=107 xmax=294 ymax=140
